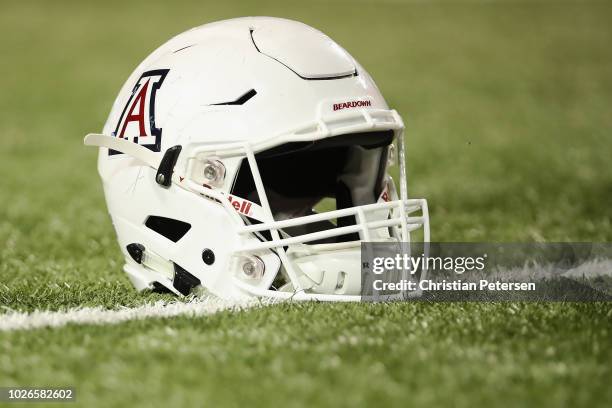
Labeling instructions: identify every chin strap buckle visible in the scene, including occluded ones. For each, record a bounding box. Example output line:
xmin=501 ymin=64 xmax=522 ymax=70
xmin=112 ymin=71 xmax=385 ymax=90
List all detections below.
xmin=155 ymin=145 xmax=182 ymax=187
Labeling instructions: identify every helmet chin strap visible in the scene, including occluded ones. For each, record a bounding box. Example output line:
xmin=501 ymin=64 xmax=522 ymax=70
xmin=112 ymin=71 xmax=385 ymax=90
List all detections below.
xmin=83 ymin=133 xmax=161 ymax=169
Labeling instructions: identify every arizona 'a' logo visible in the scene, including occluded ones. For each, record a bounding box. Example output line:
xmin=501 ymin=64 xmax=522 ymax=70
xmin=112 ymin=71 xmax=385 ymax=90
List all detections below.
xmin=110 ymin=69 xmax=169 ymax=155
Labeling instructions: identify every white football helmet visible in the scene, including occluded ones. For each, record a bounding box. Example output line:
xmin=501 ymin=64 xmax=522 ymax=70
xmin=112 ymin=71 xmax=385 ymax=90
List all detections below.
xmin=85 ymin=17 xmax=430 ymax=301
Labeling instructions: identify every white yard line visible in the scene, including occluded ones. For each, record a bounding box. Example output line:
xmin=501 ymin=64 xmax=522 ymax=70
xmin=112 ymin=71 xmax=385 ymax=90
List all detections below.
xmin=1 ymin=259 xmax=609 ymax=332
xmin=0 ymin=297 xmax=261 ymax=332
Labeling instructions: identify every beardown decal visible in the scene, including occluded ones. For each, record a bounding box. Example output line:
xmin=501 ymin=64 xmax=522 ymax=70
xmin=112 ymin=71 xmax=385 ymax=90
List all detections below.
xmin=110 ymin=69 xmax=169 ymax=155
xmin=332 ymin=99 xmax=372 ymax=111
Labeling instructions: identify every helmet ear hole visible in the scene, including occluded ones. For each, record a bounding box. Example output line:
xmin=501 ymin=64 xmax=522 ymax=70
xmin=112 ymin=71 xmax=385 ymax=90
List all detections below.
xmin=144 ymin=216 xmax=191 ymax=242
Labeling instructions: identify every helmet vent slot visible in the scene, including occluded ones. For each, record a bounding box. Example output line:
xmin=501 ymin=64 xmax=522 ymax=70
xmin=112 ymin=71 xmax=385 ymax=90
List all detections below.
xmin=145 ymin=216 xmax=191 ymax=242
xmin=249 ymin=26 xmax=358 ymax=80
xmin=211 ymin=89 xmax=257 ymax=106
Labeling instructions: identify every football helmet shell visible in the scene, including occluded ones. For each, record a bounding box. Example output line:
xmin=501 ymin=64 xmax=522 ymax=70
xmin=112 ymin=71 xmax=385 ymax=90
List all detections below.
xmin=85 ymin=17 xmax=430 ymax=301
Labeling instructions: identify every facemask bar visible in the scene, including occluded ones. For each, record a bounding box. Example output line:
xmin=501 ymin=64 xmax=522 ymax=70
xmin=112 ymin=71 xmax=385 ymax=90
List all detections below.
xmin=182 ymin=109 xmax=429 ymax=301
xmin=84 ymin=108 xmax=430 ymax=301
xmin=234 ymin=200 xmax=427 ymax=252
xmin=232 ymin=144 xmax=428 ymax=301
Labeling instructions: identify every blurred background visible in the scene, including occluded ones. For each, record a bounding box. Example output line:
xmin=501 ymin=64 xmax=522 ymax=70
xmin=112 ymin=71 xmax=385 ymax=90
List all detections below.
xmin=1 ymin=0 xmax=610 ymax=249
xmin=1 ymin=0 xmax=611 ymax=304
xmin=0 ymin=1 xmax=611 ymax=407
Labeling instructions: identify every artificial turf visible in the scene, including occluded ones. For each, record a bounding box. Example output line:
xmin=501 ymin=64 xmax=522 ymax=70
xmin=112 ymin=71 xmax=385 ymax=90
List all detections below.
xmin=0 ymin=0 xmax=610 ymax=406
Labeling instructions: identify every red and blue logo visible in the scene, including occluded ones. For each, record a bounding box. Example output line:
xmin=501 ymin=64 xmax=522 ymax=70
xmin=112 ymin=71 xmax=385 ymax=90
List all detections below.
xmin=110 ymin=69 xmax=169 ymax=155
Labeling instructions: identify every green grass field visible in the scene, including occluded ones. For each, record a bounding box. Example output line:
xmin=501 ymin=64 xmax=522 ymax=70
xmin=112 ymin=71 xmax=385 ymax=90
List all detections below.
xmin=1 ymin=0 xmax=611 ymax=407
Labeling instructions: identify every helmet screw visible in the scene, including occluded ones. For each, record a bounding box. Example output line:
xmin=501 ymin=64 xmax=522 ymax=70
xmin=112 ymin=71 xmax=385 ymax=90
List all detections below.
xmin=202 ymin=249 xmax=215 ymax=265
xmin=243 ymin=262 xmax=255 ymax=276
xmin=201 ymin=159 xmax=226 ymax=187
xmin=241 ymin=256 xmax=265 ymax=279
xmin=156 ymin=174 xmax=165 ymax=184
xmin=203 ymin=165 xmax=217 ymax=181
